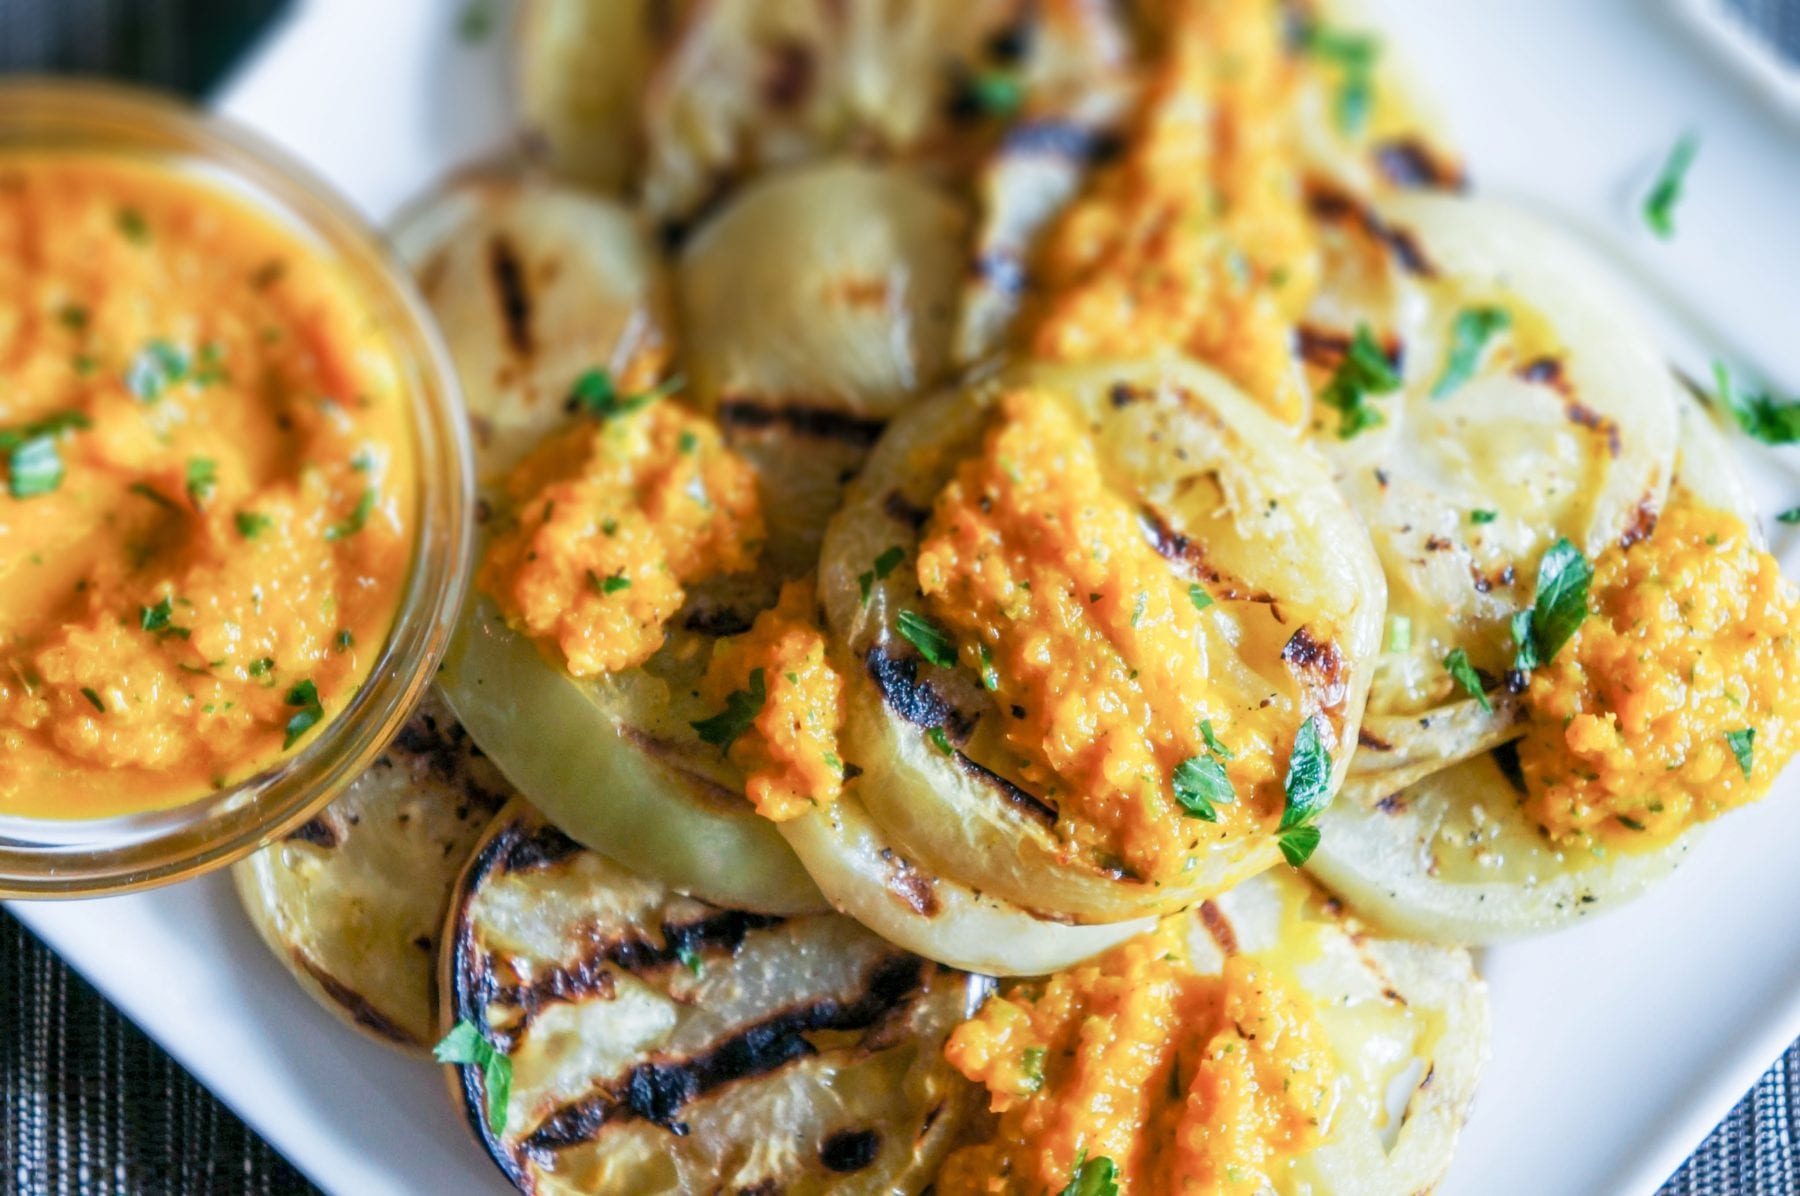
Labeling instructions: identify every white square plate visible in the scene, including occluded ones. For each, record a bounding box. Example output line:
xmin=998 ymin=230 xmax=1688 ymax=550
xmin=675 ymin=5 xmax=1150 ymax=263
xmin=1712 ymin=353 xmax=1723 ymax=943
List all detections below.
xmin=11 ymin=2 xmax=1800 ymax=1193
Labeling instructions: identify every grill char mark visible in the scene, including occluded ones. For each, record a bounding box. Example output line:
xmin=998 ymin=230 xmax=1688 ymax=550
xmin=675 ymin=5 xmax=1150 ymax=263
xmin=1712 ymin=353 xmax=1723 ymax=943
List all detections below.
xmin=821 ymin=1128 xmax=882 ymax=1173
xmin=865 ymin=647 xmax=973 ymax=737
xmin=292 ymin=951 xmax=417 ymax=1045
xmin=487 ymin=234 xmax=533 ymax=357
xmin=287 ymin=814 xmax=340 ymax=849
xmin=1306 ymin=185 xmax=1436 ymax=277
xmin=1199 ymin=901 xmax=1239 ymax=956
xmin=1374 ymin=138 xmax=1467 ymax=191
xmin=520 ymin=955 xmax=926 ymax=1151
xmin=716 ymin=398 xmax=887 ymax=448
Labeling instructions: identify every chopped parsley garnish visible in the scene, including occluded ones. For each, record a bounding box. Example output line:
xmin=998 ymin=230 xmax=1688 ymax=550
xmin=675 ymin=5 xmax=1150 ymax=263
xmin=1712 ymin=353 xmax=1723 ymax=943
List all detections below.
xmin=1279 ymin=714 xmax=1332 ymax=831
xmin=125 ymin=340 xmax=189 ymax=401
xmin=117 ymin=207 xmax=151 ymax=245
xmin=456 ymin=0 xmax=496 ymax=42
xmin=248 ymin=657 xmax=275 ymax=677
xmin=859 ymin=546 xmax=908 ymax=604
xmin=1020 ymin=1046 xmax=1047 ymax=1092
xmin=677 ymin=430 xmax=698 ymax=454
xmin=1522 ymin=538 xmax=1592 ymax=667
xmin=139 ymin=597 xmax=177 ymax=633
xmin=588 ymin=569 xmax=631 ymax=595
xmin=1778 ymin=507 xmax=1800 ymax=525
xmin=1277 ymin=824 xmax=1323 ymax=867
xmin=567 ymin=368 xmax=683 ymax=421
xmin=1173 ymin=753 xmax=1234 ymax=822
xmin=1713 ymin=362 xmax=1800 ymax=445
xmin=335 ymin=629 xmax=354 ymax=652
xmin=1470 ymin=509 xmax=1498 ymax=524
xmin=1187 ymin=584 xmax=1213 ymax=612
xmin=1443 ymin=647 xmax=1491 ymax=712
xmin=1386 ymin=614 xmax=1412 ymax=654
xmin=58 ymin=304 xmax=89 ymax=332
xmin=978 ymin=643 xmax=1000 ymax=692
xmin=927 ymin=726 xmax=955 ymax=756
xmin=80 ymin=687 xmax=105 ymax=713
xmin=1726 ymin=727 xmax=1755 ymax=780
xmin=1319 ymin=324 xmax=1401 ymax=439
xmin=434 ymin=1020 xmax=512 ymax=1134
xmin=185 ymin=457 xmax=218 ymax=507
xmin=1304 ymin=24 xmax=1380 ymax=136
xmin=895 ymin=609 xmax=958 ymax=668
xmin=964 ymin=70 xmax=1025 ymax=117
xmin=691 ymin=668 xmax=766 ymax=751
xmin=236 ymin=510 xmax=273 ymax=539
xmin=1643 ymin=133 xmax=1698 ymax=240
xmin=324 ymin=489 xmax=376 ymax=541
xmin=283 ymin=679 xmax=325 ymax=749
xmin=1431 ymin=306 xmax=1512 ymax=399
xmin=1058 ymin=1151 xmax=1119 ymax=1196
xmin=1200 ymin=719 xmax=1234 ymax=760
xmin=192 ymin=342 xmax=229 ymax=387
xmin=1130 ymin=591 xmax=1147 ymax=628
xmin=1509 ymin=608 xmax=1539 ymax=673
xmin=6 ymin=435 xmax=64 ymax=499
xmin=675 ymin=946 xmax=704 ymax=977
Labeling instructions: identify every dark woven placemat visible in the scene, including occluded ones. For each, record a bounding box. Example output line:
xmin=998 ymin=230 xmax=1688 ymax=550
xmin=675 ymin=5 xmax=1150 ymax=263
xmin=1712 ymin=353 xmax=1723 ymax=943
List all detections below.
xmin=0 ymin=1 xmax=1795 ymax=1193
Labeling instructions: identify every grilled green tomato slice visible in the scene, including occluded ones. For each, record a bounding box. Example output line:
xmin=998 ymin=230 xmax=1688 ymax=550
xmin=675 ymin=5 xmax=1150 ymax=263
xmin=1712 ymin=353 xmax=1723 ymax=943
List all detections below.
xmin=393 ymin=176 xmax=823 ymax=915
xmin=816 ymin=357 xmax=1386 ymax=924
xmin=679 ymin=161 xmax=968 ymax=586
xmin=516 ymin=0 xmax=692 ymax=191
xmin=233 ymin=694 xmax=506 ymax=1050
xmin=441 ymin=804 xmax=986 ymax=1195
xmin=641 ymin=0 xmax=1128 ymax=231
xmin=1303 ymin=190 xmax=1680 ymax=796
xmin=1306 ymin=398 xmax=1748 ymax=944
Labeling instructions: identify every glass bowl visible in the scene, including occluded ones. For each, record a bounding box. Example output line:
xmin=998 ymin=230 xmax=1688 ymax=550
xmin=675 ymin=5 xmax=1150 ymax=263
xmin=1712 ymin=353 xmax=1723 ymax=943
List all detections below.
xmin=0 ymin=80 xmax=473 ymax=897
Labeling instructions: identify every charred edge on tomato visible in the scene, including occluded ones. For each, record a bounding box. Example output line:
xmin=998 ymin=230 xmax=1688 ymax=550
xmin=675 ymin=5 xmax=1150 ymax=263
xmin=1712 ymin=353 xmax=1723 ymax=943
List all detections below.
xmin=518 ymin=955 xmax=927 ymax=1154
xmin=1198 ymin=900 xmax=1239 ymax=956
xmin=1373 ymin=138 xmax=1467 ymax=191
xmin=1356 ymin=725 xmax=1393 ymax=752
xmin=486 ymin=234 xmax=534 ymax=358
xmin=1305 ymin=184 xmax=1437 ymax=277
xmin=715 ymin=398 xmax=888 ymax=448
xmin=1517 ymin=356 xmax=1623 ymax=459
xmin=485 ymin=908 xmax=789 ymax=1035
xmin=762 ymin=38 xmax=816 ymax=109
xmin=1619 ymin=495 xmax=1660 ymax=550
xmin=973 ymin=250 xmax=1028 ymax=297
xmin=880 ymin=847 xmax=942 ymax=917
xmin=820 ymin=1127 xmax=883 ymax=1173
xmin=682 ymin=602 xmax=757 ymax=638
xmin=620 ymin=724 xmax=765 ymax=810
xmin=290 ymin=950 xmax=419 ymax=1046
xmin=1281 ymin=627 xmax=1347 ymax=708
xmin=1490 ymin=740 xmax=1528 ymax=796
xmin=865 ymin=647 xmax=977 ymax=739
xmin=883 ymin=489 xmax=933 ymax=529
xmin=1140 ymin=506 xmax=1279 ymax=603
xmin=391 ymin=709 xmax=511 ymax=810
xmin=286 ymin=813 xmax=340 ymax=849
xmin=948 ymin=751 xmax=1059 ymax=829
xmin=998 ymin=118 xmax=1123 ymax=163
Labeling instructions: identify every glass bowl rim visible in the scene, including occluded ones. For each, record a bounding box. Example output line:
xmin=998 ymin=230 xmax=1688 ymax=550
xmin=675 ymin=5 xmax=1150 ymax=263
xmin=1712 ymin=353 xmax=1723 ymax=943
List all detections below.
xmin=0 ymin=78 xmax=474 ymax=898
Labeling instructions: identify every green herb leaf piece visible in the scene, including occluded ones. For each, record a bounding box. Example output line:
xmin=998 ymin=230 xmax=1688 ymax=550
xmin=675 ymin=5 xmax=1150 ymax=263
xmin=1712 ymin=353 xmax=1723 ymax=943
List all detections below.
xmin=1387 ymin=614 xmax=1412 ymax=654
xmin=117 ymin=207 xmax=151 ymax=245
xmin=185 ymin=457 xmax=218 ymax=507
xmin=1510 ymin=608 xmax=1540 ymax=673
xmin=80 ymin=686 xmax=105 ymax=713
xmin=1714 ymin=362 xmax=1800 ymax=445
xmin=691 ymin=668 xmax=766 ymax=751
xmin=1057 ymin=1151 xmax=1120 ymax=1196
xmin=568 ymin=369 xmax=683 ymax=421
xmin=1187 ymin=584 xmax=1214 ymax=612
xmin=1199 ymin=719 xmax=1234 ymax=761
xmin=927 ymin=726 xmax=955 ymax=756
xmin=1304 ymin=25 xmax=1380 ymax=137
xmin=1470 ymin=509 xmax=1498 ymax=524
xmin=1778 ymin=507 xmax=1800 ymax=525
xmin=896 ymin=610 xmax=958 ymax=668
xmin=676 ymin=946 xmax=704 ymax=977
xmin=140 ymin=597 xmax=175 ymax=633
xmin=283 ymin=679 xmax=325 ymax=749
xmin=125 ymin=340 xmax=189 ymax=401
xmin=433 ymin=1020 xmax=512 ymax=1135
xmin=1173 ymin=754 xmax=1234 ymax=822
xmin=1726 ymin=727 xmax=1755 ymax=780
xmin=1442 ymin=647 xmax=1491 ymax=712
xmin=324 ymin=489 xmax=376 ymax=541
xmin=1432 ymin=306 xmax=1512 ymax=399
xmin=1278 ymin=824 xmax=1323 ymax=867
xmin=1643 ymin=133 xmax=1698 ymax=240
xmin=1529 ymin=538 xmax=1593 ymax=665
xmin=1020 ymin=1046 xmax=1047 ymax=1092
xmin=1319 ymin=325 xmax=1401 ymax=439
xmin=236 ymin=511 xmax=273 ymax=539
xmin=964 ymin=71 xmax=1025 ymax=117
xmin=7 ymin=435 xmax=64 ymax=499
xmin=1280 ymin=715 xmax=1332 ymax=830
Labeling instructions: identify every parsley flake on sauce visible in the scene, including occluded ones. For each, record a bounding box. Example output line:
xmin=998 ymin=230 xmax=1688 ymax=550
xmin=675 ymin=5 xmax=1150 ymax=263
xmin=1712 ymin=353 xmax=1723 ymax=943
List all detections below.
xmin=185 ymin=457 xmax=218 ymax=507
xmin=6 ymin=435 xmax=64 ymax=499
xmin=691 ymin=668 xmax=766 ymax=751
xmin=567 ymin=369 xmax=683 ymax=421
xmin=676 ymin=945 xmax=705 ymax=977
xmin=588 ymin=569 xmax=631 ymax=595
xmin=1727 ymin=727 xmax=1755 ymax=780
xmin=282 ymin=679 xmax=325 ymax=749
xmin=1319 ymin=324 xmax=1401 ymax=439
xmin=1020 ymin=1046 xmax=1047 ymax=1092
xmin=1643 ymin=133 xmax=1698 ymax=240
xmin=324 ymin=488 xmax=376 ymax=541
xmin=1431 ymin=306 xmax=1511 ymax=399
xmin=125 ymin=340 xmax=189 ymax=401
xmin=1058 ymin=1151 xmax=1119 ymax=1196
xmin=117 ymin=207 xmax=151 ymax=245
xmin=434 ymin=1020 xmax=512 ymax=1134
xmin=1443 ymin=648 xmax=1491 ymax=712
xmin=895 ymin=609 xmax=958 ymax=668
xmin=1188 ymin=583 xmax=1214 ymax=612
xmin=1713 ymin=362 xmax=1800 ymax=445
xmin=236 ymin=511 xmax=273 ymax=539
xmin=1200 ymin=719 xmax=1234 ymax=761
xmin=80 ymin=687 xmax=106 ymax=713
xmin=1280 ymin=715 xmax=1332 ymax=831
xmin=1173 ymin=753 xmax=1234 ymax=822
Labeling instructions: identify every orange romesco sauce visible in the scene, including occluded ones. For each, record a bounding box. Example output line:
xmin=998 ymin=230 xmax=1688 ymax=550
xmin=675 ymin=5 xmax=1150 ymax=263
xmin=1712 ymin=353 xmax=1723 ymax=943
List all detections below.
xmin=1521 ymin=493 xmax=1800 ymax=847
xmin=938 ymin=919 xmax=1336 ymax=1194
xmin=0 ymin=154 xmax=416 ymax=819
